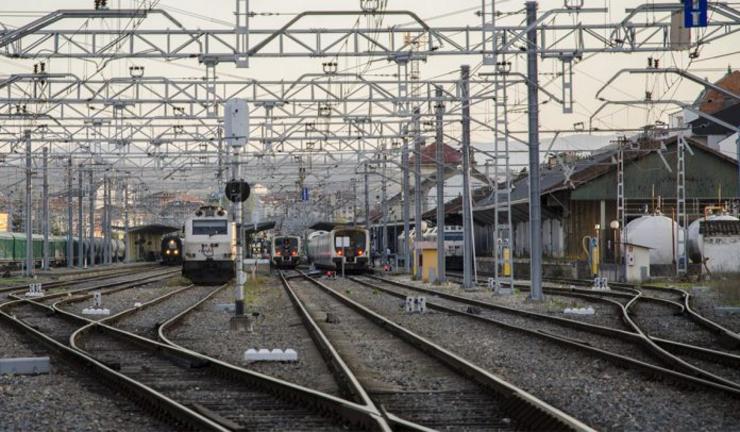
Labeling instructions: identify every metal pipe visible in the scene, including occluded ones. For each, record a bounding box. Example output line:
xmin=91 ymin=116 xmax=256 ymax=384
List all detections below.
xmin=460 ymin=66 xmax=474 ymax=290
xmin=24 ymin=130 xmax=33 ymax=277
xmin=435 ymin=85 xmax=446 ymax=284
xmin=42 ymin=147 xmax=49 ymax=271
xmin=526 ymin=1 xmax=544 ymax=300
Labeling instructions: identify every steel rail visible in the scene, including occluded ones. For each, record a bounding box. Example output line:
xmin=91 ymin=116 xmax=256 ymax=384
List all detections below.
xmin=297 ymin=271 xmax=597 ymax=432
xmin=355 ymin=275 xmax=740 ymax=397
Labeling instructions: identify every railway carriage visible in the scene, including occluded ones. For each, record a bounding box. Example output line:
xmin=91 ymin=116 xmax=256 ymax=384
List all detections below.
xmin=307 ymin=227 xmax=370 ymax=272
xmin=270 ymin=235 xmax=302 ymax=268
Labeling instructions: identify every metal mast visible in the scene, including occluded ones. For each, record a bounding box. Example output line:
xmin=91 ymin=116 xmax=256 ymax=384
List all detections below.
xmin=434 ymin=86 xmax=446 ymax=284
xmin=460 ymin=65 xmax=474 ymax=290
xmin=526 ymin=2 xmax=543 ymax=300
xmin=24 ymin=130 xmax=33 ymax=277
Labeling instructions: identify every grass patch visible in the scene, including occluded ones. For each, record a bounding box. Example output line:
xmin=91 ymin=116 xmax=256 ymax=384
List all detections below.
xmin=166 ymin=276 xmax=191 ymax=287
xmin=243 ymin=275 xmax=266 ymax=306
xmin=0 ymin=277 xmax=34 ymax=286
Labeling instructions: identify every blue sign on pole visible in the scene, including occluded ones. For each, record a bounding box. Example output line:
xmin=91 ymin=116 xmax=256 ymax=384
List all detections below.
xmin=684 ymin=0 xmax=708 ymax=28
xmin=301 ymin=187 xmax=309 ymax=201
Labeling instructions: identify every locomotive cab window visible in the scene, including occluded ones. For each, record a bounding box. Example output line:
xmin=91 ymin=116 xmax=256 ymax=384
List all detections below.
xmin=192 ymin=220 xmax=228 ymax=235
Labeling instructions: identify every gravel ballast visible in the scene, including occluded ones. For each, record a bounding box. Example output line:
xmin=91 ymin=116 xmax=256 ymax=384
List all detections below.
xmin=323 ymin=275 xmax=740 ymax=432
xmin=167 ymin=276 xmax=342 ymax=395
xmin=290 ymin=276 xmax=514 ymax=431
xmin=0 ymin=321 xmax=174 ymax=431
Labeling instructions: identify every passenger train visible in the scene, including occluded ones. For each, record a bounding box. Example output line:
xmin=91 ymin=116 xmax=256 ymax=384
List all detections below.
xmin=160 ymin=234 xmax=183 ymax=266
xmin=182 ymin=205 xmax=236 ymax=284
xmin=270 ymin=235 xmax=302 ymax=269
xmin=307 ymin=227 xmax=370 ymax=272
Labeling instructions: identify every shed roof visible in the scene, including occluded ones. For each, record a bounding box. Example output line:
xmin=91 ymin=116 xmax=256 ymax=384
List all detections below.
xmin=694 ymin=69 xmax=740 ymax=114
xmin=408 ymin=142 xmax=462 ymax=166
xmin=127 ymin=224 xmax=180 ymax=235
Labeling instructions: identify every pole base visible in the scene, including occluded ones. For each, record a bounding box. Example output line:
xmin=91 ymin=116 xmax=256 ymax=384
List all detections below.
xmin=229 ymin=315 xmax=252 ymax=332
xmin=235 ymin=300 xmax=245 ymax=316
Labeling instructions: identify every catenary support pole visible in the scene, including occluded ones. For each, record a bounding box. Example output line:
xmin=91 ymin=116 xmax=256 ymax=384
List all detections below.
xmin=381 ymin=151 xmax=388 ymax=266
xmin=24 ymin=130 xmax=33 ymax=277
xmin=78 ymin=165 xmax=84 ymax=268
xmin=435 ymin=86 xmax=446 ymax=284
xmin=460 ymin=66 xmax=474 ymax=290
xmin=42 ymin=147 xmax=49 ymax=271
xmin=413 ymin=107 xmax=423 ymax=280
xmin=124 ymin=182 xmax=129 ymax=263
xmin=66 ymin=158 xmax=73 ymax=268
xmin=402 ymin=134 xmax=411 ymax=274
xmin=89 ymin=169 xmax=95 ymax=267
xmin=526 ymin=1 xmax=544 ymax=300
xmin=232 ymin=145 xmax=244 ymax=316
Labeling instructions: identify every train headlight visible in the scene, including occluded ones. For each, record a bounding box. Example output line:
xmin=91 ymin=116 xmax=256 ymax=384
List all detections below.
xmin=291 ymin=250 xmax=297 ymax=256
xmin=174 ymin=250 xmax=179 ymax=255
xmin=165 ymin=250 xmax=170 ymax=255
xmin=336 ymin=249 xmax=343 ymax=256
xmin=357 ymin=249 xmax=364 ymax=256
xmin=275 ymin=251 xmax=281 ymax=256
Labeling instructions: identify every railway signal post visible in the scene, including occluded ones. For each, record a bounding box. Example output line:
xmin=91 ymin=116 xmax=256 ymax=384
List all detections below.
xmin=224 ymin=98 xmax=250 ymax=322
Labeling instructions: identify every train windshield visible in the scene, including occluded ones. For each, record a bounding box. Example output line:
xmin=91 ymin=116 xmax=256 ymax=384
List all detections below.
xmin=192 ymin=220 xmax=228 ymax=235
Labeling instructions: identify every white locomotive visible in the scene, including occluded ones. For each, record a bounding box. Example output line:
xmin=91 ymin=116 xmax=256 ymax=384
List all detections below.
xmin=307 ymin=227 xmax=370 ymax=271
xmin=270 ymin=235 xmax=302 ymax=268
xmin=182 ymin=205 xmax=236 ymax=284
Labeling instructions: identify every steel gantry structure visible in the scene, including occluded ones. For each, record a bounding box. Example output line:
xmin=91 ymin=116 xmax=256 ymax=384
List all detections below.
xmin=0 ymin=0 xmax=739 ymax=293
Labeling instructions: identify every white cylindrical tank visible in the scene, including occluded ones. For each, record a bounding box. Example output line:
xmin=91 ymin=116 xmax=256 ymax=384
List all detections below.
xmin=623 ymin=214 xmax=681 ymax=266
xmin=687 ymin=214 xmax=739 ymax=263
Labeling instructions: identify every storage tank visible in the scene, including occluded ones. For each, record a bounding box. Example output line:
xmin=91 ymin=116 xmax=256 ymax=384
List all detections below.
xmin=623 ymin=214 xmax=682 ymax=266
xmin=687 ymin=214 xmax=739 ymax=263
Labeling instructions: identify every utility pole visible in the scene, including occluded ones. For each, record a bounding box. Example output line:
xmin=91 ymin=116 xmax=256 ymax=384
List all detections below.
xmin=413 ymin=107 xmax=423 ymax=280
xmin=402 ymin=134 xmax=411 ymax=274
xmin=526 ymin=1 xmax=544 ymax=301
xmin=24 ymin=130 xmax=33 ymax=277
xmin=89 ymin=169 xmax=95 ymax=267
xmin=460 ymin=66 xmax=474 ymax=290
xmin=434 ymin=86 xmax=446 ymax=284
xmin=78 ymin=164 xmax=84 ymax=268
xmin=42 ymin=147 xmax=49 ymax=271
xmin=66 ymin=158 xmax=73 ymax=268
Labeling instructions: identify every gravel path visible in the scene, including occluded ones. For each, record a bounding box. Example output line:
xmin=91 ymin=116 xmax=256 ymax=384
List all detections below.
xmin=322 ymin=276 xmax=740 ymax=432
xmin=58 ymin=279 xmax=185 ymax=320
xmin=290 ymin=277 xmax=514 ymax=431
xmin=112 ymin=285 xmax=217 ymax=339
xmin=0 ymin=321 xmax=174 ymax=431
xmin=167 ymin=275 xmax=342 ymax=396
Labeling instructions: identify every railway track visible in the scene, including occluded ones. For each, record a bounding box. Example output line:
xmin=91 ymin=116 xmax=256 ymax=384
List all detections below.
xmin=1 ymin=272 xmax=389 ymax=430
xmin=377 ymin=274 xmax=740 ymax=390
xmin=0 ymin=264 xmax=160 ymax=295
xmin=286 ymin=270 xmax=593 ymax=431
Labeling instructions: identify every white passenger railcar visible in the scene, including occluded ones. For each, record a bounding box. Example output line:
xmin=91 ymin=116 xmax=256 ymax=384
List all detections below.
xmin=307 ymin=228 xmax=370 ymax=271
xmin=182 ymin=205 xmax=236 ymax=284
xmin=270 ymin=235 xmax=302 ymax=268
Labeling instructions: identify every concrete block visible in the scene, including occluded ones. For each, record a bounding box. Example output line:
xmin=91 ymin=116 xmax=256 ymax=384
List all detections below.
xmin=0 ymin=357 xmax=50 ymax=375
xmin=564 ymin=307 xmax=595 ymax=316
xmin=244 ymin=348 xmax=298 ymax=362
xmin=214 ymin=303 xmax=236 ymax=313
xmin=82 ymin=308 xmax=110 ymax=315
